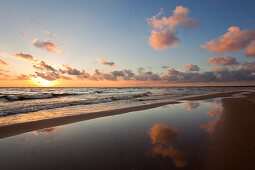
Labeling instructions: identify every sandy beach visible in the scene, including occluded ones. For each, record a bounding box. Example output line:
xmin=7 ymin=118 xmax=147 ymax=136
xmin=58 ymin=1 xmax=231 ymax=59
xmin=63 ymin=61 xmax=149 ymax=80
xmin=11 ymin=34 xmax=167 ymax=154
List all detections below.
xmin=0 ymin=90 xmax=255 ymax=169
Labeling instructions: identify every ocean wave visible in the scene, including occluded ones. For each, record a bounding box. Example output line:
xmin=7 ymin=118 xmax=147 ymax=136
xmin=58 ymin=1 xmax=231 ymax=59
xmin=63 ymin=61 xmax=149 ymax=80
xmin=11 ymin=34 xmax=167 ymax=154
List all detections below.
xmin=0 ymin=92 xmax=153 ymax=116
xmin=0 ymin=93 xmax=80 ymax=101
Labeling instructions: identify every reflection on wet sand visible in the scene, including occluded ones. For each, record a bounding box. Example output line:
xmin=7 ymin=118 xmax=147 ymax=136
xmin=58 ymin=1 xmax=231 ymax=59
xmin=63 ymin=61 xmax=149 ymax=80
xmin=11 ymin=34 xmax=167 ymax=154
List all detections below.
xmin=182 ymin=102 xmax=200 ymax=111
xmin=149 ymin=124 xmax=188 ymax=168
xmin=32 ymin=126 xmax=60 ymax=135
xmin=200 ymin=99 xmax=223 ymax=133
xmin=203 ymin=94 xmax=255 ymax=170
xmin=200 ymin=119 xmax=217 ymax=133
xmin=20 ymin=126 xmax=62 ymax=144
xmin=206 ymin=108 xmax=222 ymax=117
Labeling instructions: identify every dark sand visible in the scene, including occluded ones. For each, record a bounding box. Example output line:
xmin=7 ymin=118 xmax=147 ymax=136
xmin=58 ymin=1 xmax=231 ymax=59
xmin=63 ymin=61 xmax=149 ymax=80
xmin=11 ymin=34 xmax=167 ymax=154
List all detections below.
xmin=203 ymin=92 xmax=255 ymax=170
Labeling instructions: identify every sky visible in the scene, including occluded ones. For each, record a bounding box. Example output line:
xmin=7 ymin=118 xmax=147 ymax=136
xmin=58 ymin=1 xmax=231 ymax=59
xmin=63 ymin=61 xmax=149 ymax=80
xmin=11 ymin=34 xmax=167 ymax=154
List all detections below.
xmin=1 ymin=0 xmax=255 ymax=87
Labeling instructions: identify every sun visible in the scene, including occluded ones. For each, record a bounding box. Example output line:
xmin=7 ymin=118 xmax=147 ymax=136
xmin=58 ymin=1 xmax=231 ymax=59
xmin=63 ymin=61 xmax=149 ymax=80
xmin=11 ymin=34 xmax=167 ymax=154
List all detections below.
xmin=31 ymin=77 xmax=59 ymax=87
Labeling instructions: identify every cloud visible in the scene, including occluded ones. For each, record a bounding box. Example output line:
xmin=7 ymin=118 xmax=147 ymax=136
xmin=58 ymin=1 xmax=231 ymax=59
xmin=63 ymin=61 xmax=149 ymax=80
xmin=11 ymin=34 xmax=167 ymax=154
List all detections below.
xmin=10 ymin=51 xmax=255 ymax=83
xmin=137 ymin=67 xmax=145 ymax=73
xmin=161 ymin=65 xmax=169 ymax=69
xmin=147 ymin=6 xmax=198 ymax=31
xmin=0 ymin=71 xmax=10 ymax=80
xmin=62 ymin=64 xmax=86 ymax=75
xmin=201 ymin=26 xmax=255 ymax=54
xmin=34 ymin=62 xmax=255 ymax=83
xmin=0 ymin=59 xmax=8 ymax=65
xmin=43 ymin=31 xmax=57 ymax=38
xmin=97 ymin=58 xmax=116 ymax=67
xmin=162 ymin=68 xmax=217 ymax=82
xmin=207 ymin=56 xmax=239 ymax=66
xmin=147 ymin=6 xmax=198 ymax=50
xmin=35 ymin=71 xmax=71 ymax=81
xmin=245 ymin=41 xmax=255 ymax=57
xmin=32 ymin=39 xmax=62 ymax=53
xmin=33 ymin=61 xmax=56 ymax=71
xmin=35 ymin=71 xmax=60 ymax=81
xmin=14 ymin=53 xmax=37 ymax=62
xmin=133 ymin=71 xmax=162 ymax=81
xmin=149 ymin=30 xmax=179 ymax=50
xmin=89 ymin=69 xmax=134 ymax=81
xmin=183 ymin=64 xmax=200 ymax=71
xmin=212 ymin=66 xmax=228 ymax=72
xmin=31 ymin=61 xmax=72 ymax=81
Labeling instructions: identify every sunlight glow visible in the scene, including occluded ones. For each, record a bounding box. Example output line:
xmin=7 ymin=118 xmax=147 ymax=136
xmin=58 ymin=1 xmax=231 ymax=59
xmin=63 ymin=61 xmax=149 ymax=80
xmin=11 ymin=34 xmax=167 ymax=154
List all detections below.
xmin=31 ymin=77 xmax=59 ymax=87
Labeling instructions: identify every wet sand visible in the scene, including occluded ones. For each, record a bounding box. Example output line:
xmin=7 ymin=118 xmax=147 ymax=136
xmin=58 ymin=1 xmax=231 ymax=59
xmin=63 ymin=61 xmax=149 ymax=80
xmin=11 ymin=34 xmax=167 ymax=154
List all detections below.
xmin=0 ymin=90 xmax=255 ymax=169
xmin=203 ymin=92 xmax=255 ymax=170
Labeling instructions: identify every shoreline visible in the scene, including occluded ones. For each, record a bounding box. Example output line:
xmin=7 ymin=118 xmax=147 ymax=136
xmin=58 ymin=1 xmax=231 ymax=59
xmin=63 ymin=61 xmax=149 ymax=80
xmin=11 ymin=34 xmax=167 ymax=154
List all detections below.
xmin=0 ymin=90 xmax=250 ymax=139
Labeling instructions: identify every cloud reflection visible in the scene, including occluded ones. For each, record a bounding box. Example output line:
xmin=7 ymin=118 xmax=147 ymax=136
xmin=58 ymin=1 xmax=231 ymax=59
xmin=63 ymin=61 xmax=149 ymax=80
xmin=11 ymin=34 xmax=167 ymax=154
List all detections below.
xmin=149 ymin=124 xmax=188 ymax=168
xmin=200 ymin=120 xmax=217 ymax=133
xmin=182 ymin=102 xmax=200 ymax=111
xmin=19 ymin=126 xmax=63 ymax=144
xmin=200 ymin=99 xmax=223 ymax=133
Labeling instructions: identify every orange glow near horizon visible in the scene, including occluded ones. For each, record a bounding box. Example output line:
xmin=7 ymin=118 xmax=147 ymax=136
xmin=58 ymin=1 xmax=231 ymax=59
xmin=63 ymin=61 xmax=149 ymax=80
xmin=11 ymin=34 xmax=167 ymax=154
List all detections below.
xmin=0 ymin=78 xmax=255 ymax=87
xmin=31 ymin=77 xmax=59 ymax=87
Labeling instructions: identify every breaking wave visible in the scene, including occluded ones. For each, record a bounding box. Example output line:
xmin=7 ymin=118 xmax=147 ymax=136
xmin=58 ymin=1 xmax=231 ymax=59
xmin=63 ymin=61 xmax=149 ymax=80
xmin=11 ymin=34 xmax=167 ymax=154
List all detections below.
xmin=0 ymin=92 xmax=152 ymax=116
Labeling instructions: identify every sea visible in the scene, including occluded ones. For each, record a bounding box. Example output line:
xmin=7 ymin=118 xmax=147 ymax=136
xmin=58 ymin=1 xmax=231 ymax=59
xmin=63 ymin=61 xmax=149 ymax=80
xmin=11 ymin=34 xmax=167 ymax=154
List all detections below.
xmin=0 ymin=86 xmax=254 ymax=126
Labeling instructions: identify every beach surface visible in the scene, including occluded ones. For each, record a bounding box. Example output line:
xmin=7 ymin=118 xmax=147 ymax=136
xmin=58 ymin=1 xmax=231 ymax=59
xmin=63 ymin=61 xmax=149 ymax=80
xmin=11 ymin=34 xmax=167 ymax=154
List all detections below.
xmin=0 ymin=90 xmax=255 ymax=169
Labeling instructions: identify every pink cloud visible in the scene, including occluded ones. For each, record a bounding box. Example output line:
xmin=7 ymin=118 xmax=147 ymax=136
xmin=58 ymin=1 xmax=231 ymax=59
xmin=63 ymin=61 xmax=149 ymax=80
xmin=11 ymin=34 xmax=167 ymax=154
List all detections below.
xmin=149 ymin=30 xmax=179 ymax=50
xmin=201 ymin=26 xmax=255 ymax=54
xmin=14 ymin=53 xmax=37 ymax=62
xmin=32 ymin=39 xmax=62 ymax=53
xmin=211 ymin=66 xmax=228 ymax=72
xmin=148 ymin=6 xmax=198 ymax=31
xmin=183 ymin=64 xmax=200 ymax=71
xmin=97 ymin=58 xmax=116 ymax=67
xmin=0 ymin=59 xmax=8 ymax=65
xmin=245 ymin=41 xmax=255 ymax=57
xmin=168 ymin=67 xmax=179 ymax=74
xmin=147 ymin=6 xmax=198 ymax=50
xmin=207 ymin=56 xmax=239 ymax=65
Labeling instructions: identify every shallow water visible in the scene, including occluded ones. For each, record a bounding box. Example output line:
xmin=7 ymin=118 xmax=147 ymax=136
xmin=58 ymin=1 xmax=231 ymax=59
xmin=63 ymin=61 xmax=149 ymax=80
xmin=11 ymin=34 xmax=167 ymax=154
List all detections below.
xmin=0 ymin=98 xmax=223 ymax=169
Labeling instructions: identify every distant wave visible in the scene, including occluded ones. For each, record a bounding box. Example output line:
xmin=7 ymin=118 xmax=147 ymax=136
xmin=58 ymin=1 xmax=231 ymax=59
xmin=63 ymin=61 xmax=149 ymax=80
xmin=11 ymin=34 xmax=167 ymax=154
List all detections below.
xmin=0 ymin=92 xmax=152 ymax=116
xmin=0 ymin=93 xmax=80 ymax=101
